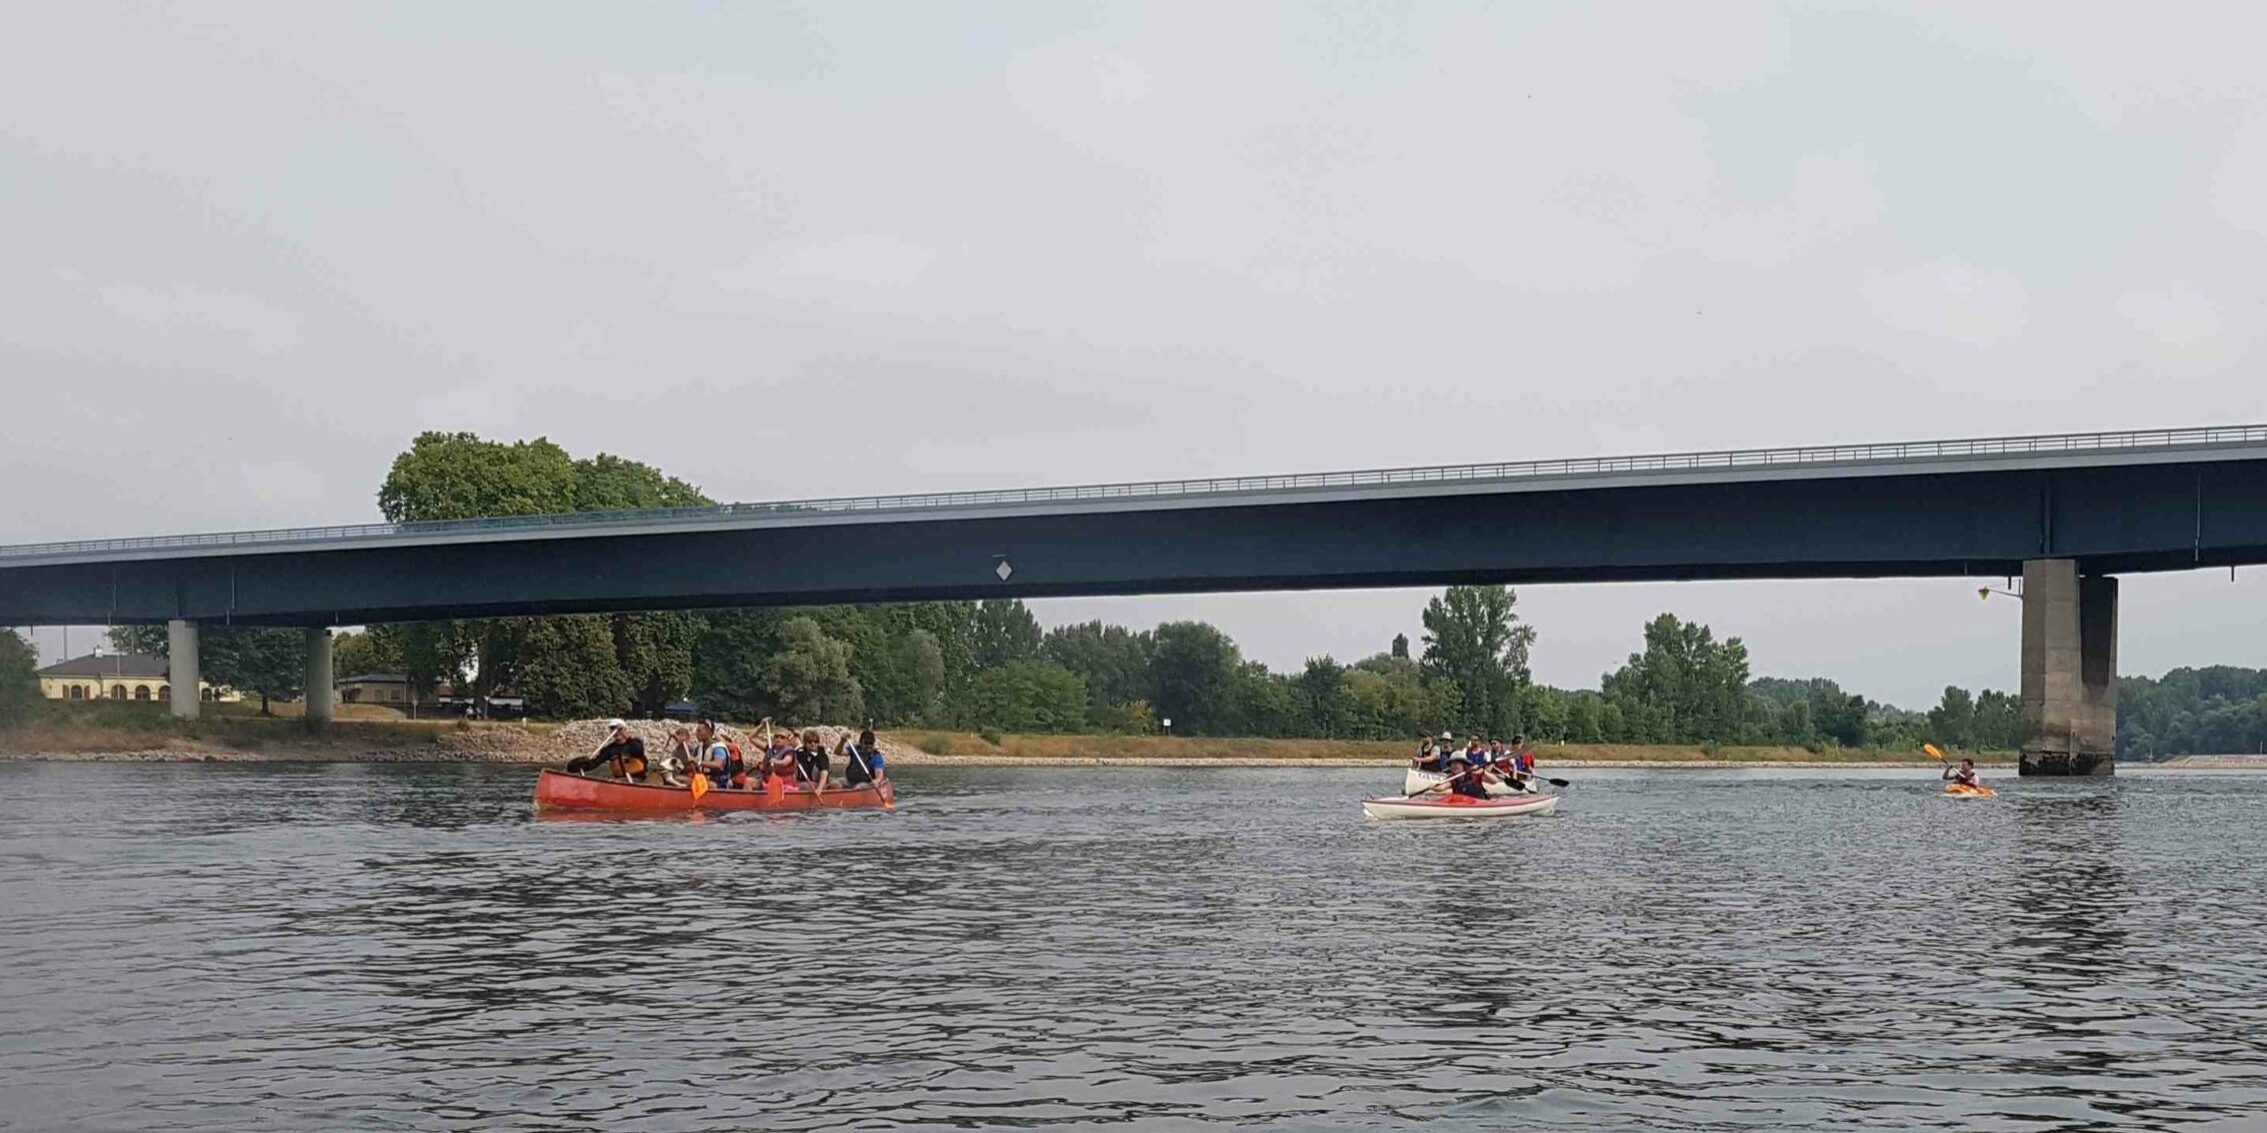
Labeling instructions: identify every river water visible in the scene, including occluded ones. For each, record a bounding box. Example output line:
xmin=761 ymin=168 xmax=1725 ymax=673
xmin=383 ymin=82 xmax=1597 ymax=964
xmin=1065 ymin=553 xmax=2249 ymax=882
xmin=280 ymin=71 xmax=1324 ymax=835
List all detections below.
xmin=4 ymin=763 xmax=2266 ymax=1131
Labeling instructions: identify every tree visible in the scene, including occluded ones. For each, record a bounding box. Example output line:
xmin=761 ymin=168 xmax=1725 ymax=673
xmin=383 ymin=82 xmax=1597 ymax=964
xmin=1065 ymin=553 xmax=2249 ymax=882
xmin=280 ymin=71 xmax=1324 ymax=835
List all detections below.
xmin=1420 ymin=585 xmax=1536 ymax=738
xmin=763 ymin=617 xmax=865 ymax=723
xmin=1148 ymin=621 xmax=1240 ymax=734
xmin=377 ymin=432 xmax=579 ymax=523
xmin=332 ymin=630 xmax=392 ymax=680
xmin=570 ymin=453 xmax=709 ymax=512
xmin=1340 ymin=653 xmax=1460 ymax=740
xmin=1218 ymin=662 xmax=1299 ymax=737
xmin=971 ymin=599 xmax=1043 ymax=671
xmin=1602 ymin=614 xmax=1753 ymax=744
xmin=1293 ymin=657 xmax=1349 ymax=738
xmin=1927 ymin=686 xmax=1976 ymax=750
xmin=0 ymin=629 xmax=39 ymax=729
xmin=612 ymin=611 xmax=701 ymax=718
xmin=690 ymin=609 xmax=786 ymax=721
xmin=1044 ymin=621 xmax=1155 ymax=727
xmin=966 ymin=661 xmax=1089 ymax=732
xmin=516 ymin=616 xmax=633 ymax=719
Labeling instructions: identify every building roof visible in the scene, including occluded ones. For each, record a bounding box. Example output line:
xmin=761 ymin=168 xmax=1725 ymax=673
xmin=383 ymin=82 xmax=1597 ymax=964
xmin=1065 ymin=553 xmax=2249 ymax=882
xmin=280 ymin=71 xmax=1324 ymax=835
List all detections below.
xmin=36 ymin=652 xmax=170 ymax=679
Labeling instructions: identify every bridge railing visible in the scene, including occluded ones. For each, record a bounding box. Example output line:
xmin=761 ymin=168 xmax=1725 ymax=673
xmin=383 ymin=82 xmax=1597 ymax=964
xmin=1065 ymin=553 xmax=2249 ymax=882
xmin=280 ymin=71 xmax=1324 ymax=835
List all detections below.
xmin=6 ymin=423 xmax=2265 ymax=562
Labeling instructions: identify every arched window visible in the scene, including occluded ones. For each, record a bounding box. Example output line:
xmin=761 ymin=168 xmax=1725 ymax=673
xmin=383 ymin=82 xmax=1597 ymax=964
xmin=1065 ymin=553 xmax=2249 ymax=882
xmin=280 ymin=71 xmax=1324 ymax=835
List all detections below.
xmin=109 ymin=685 xmax=126 ymax=700
xmin=69 ymin=685 xmax=85 ymax=700
xmin=135 ymin=685 xmax=151 ymax=701
xmin=202 ymin=687 xmax=216 ymax=701
xmin=158 ymin=685 xmax=170 ymax=700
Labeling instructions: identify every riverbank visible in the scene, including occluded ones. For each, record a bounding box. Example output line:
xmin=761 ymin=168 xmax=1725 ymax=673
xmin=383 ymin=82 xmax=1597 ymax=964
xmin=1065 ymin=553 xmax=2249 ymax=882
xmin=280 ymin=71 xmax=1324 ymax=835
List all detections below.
xmin=0 ymin=712 xmax=2015 ymax=767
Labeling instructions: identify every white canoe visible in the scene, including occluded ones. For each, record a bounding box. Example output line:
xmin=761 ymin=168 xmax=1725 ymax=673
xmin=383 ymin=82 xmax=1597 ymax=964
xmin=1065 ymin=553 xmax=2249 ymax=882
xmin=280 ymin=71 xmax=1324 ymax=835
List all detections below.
xmin=1404 ymin=767 xmax=1532 ymax=797
xmin=1363 ymin=793 xmax=1560 ymax=821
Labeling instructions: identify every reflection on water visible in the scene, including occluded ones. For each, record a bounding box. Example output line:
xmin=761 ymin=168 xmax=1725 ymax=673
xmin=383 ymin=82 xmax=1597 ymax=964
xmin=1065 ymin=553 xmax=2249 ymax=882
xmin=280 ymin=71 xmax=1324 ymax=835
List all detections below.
xmin=5 ymin=763 xmax=2267 ymax=1129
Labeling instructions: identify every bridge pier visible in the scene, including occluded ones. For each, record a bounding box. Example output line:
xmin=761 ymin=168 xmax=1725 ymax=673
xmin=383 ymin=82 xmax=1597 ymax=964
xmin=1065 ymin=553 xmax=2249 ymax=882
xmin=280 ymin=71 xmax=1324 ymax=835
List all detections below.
xmin=167 ymin=619 xmax=199 ymax=721
xmin=2019 ymin=559 xmax=2117 ymax=776
xmin=303 ymin=628 xmax=333 ymax=725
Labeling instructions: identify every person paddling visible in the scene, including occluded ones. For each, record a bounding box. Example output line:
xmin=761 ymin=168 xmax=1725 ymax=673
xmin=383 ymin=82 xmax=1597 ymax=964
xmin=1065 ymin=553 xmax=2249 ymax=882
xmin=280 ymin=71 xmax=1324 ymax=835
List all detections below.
xmin=1509 ymin=734 xmax=1538 ymax=793
xmin=692 ymin=720 xmax=745 ymax=790
xmin=1431 ymin=754 xmax=1497 ymax=800
xmin=843 ymin=727 xmax=886 ymax=787
xmin=567 ymin=719 xmax=648 ymax=782
xmin=760 ymin=720 xmax=798 ymax=787
xmin=1943 ymin=757 xmax=1981 ymax=789
xmin=794 ymin=729 xmax=831 ymax=798
xmin=1412 ymin=738 xmax=1437 ymax=772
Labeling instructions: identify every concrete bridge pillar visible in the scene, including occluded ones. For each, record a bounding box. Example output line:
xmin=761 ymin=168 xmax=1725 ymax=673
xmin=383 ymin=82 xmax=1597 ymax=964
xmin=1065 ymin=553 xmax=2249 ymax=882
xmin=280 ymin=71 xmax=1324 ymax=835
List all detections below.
xmin=2019 ymin=559 xmax=2118 ymax=776
xmin=303 ymin=628 xmax=333 ymax=725
xmin=167 ymin=619 xmax=199 ymax=721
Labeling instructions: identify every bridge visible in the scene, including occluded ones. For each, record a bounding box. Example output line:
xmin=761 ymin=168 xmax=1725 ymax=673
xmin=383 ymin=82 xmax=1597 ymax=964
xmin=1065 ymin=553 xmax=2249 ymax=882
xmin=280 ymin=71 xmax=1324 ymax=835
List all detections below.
xmin=9 ymin=423 xmax=2267 ymax=775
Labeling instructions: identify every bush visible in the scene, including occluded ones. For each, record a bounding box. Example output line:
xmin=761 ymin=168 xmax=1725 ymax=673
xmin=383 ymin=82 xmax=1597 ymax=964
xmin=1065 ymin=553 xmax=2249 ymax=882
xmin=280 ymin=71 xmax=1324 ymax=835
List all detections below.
xmin=1 ymin=632 xmax=45 ymax=730
xmin=978 ymin=728 xmax=1003 ymax=747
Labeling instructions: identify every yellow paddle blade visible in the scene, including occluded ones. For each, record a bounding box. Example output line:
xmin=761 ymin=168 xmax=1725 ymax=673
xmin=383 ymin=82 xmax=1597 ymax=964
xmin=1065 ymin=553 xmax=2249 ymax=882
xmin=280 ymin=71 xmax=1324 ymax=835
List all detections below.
xmin=689 ymin=774 xmax=709 ymax=801
xmin=1923 ymin=743 xmax=1946 ymax=761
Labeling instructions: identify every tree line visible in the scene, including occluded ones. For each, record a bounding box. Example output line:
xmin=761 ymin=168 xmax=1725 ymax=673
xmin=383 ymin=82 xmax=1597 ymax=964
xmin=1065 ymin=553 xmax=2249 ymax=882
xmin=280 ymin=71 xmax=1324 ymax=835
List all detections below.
xmin=42 ymin=431 xmax=2265 ymax=758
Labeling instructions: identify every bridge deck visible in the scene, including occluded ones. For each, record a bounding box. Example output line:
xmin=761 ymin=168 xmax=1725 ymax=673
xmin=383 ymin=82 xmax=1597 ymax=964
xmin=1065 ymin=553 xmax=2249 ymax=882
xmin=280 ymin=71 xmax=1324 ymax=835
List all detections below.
xmin=7 ymin=424 xmax=2267 ymax=568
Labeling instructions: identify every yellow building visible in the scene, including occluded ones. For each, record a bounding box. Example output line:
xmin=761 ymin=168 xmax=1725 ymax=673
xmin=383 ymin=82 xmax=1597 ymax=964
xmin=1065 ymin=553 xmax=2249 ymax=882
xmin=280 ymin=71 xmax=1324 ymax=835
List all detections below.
xmin=36 ymin=652 xmax=238 ymax=704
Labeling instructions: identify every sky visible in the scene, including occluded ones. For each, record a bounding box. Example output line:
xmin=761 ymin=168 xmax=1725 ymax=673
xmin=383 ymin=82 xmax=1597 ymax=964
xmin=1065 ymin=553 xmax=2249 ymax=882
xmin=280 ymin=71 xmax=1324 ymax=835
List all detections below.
xmin=4 ymin=2 xmax=2265 ymax=706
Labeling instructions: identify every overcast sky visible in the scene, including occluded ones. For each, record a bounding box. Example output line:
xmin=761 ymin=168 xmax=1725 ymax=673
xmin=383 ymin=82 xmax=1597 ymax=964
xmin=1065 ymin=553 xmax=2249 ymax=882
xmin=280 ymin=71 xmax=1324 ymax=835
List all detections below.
xmin=6 ymin=3 xmax=2265 ymax=706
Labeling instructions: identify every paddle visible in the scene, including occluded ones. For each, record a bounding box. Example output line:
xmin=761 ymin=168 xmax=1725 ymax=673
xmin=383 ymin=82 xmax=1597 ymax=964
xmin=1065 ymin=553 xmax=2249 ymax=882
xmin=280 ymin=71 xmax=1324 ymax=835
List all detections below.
xmin=689 ymin=770 xmax=710 ymax=801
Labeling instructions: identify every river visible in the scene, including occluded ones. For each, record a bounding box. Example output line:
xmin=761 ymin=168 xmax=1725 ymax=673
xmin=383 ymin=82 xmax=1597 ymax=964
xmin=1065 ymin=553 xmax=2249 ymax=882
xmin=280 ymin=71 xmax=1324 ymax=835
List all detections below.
xmin=4 ymin=762 xmax=2265 ymax=1130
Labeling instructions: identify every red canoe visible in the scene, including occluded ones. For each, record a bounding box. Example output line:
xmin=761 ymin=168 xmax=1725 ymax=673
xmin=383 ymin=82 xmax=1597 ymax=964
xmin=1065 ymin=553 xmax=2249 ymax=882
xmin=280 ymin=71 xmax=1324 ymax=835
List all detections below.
xmin=533 ymin=769 xmax=896 ymax=812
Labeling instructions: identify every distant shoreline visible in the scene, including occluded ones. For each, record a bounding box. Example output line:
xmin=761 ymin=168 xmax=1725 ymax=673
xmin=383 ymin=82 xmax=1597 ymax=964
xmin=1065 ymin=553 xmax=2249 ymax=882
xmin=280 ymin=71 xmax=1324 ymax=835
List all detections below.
xmin=0 ymin=715 xmax=2033 ymax=768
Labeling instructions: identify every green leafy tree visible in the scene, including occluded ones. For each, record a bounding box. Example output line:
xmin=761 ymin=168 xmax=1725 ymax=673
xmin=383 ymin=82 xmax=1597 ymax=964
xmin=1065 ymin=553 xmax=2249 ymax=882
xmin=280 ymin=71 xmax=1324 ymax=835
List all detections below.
xmin=1149 ymin=621 xmax=1241 ymax=734
xmin=1420 ymin=585 xmax=1536 ymax=738
xmin=966 ymin=661 xmax=1089 ymax=732
xmin=612 ymin=611 xmax=702 ymax=717
xmin=1927 ymin=686 xmax=1976 ymax=750
xmin=1044 ymin=621 xmax=1155 ymax=727
xmin=516 ymin=616 xmax=634 ymax=718
xmin=763 ymin=616 xmax=865 ymax=723
xmin=377 ymin=432 xmax=579 ymax=523
xmin=1341 ymin=653 xmax=1460 ymax=740
xmin=1602 ymin=614 xmax=1753 ymax=744
xmin=1293 ymin=657 xmax=1349 ymax=738
xmin=0 ymin=629 xmax=39 ymax=729
xmin=332 ymin=630 xmax=392 ymax=679
xmin=570 ymin=453 xmax=709 ymax=512
xmin=971 ymin=599 xmax=1043 ymax=671
xmin=1218 ymin=662 xmax=1299 ymax=737
xmin=690 ymin=609 xmax=786 ymax=721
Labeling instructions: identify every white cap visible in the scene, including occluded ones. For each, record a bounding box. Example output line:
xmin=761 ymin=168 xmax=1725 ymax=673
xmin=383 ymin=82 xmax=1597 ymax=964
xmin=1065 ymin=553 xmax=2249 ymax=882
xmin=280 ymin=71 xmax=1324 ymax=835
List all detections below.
xmin=605 ymin=718 xmax=628 ymax=730
xmin=1440 ymin=731 xmax=1454 ymax=740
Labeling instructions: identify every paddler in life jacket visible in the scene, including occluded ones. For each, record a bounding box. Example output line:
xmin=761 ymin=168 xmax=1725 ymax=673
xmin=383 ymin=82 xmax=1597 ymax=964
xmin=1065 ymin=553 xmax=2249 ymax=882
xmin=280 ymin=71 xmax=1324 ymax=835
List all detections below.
xmin=1434 ymin=754 xmax=1497 ymax=800
xmin=842 ymin=727 xmax=886 ymax=786
xmin=567 ymin=719 xmax=649 ymax=782
xmin=1943 ymin=757 xmax=1980 ymax=789
xmin=1412 ymin=737 xmax=1443 ymax=773
xmin=760 ymin=720 xmax=797 ymax=787
xmin=692 ymin=720 xmax=746 ymax=789
xmin=1509 ymin=734 xmax=1538 ymax=792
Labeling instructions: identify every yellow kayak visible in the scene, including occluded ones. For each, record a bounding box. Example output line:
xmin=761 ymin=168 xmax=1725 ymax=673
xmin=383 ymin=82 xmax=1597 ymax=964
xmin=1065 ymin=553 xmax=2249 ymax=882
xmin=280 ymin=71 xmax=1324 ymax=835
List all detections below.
xmin=1944 ymin=782 xmax=1996 ymax=798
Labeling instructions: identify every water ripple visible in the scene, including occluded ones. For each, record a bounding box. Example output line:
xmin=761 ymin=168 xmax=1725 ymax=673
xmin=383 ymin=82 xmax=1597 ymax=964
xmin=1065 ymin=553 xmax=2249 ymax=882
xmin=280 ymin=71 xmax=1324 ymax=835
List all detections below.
xmin=4 ymin=763 xmax=2267 ymax=1129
